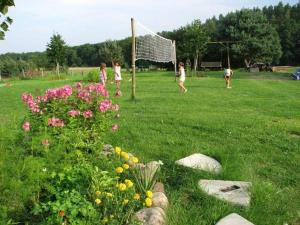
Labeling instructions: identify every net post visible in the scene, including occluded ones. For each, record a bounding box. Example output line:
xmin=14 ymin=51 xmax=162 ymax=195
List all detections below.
xmin=131 ymin=18 xmax=136 ymax=100
xmin=173 ymin=40 xmax=177 ymax=82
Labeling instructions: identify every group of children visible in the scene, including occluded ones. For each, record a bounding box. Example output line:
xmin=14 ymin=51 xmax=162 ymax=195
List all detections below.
xmin=177 ymin=62 xmax=233 ymax=92
xmin=99 ymin=61 xmax=122 ymax=96
xmin=99 ymin=61 xmax=233 ymax=96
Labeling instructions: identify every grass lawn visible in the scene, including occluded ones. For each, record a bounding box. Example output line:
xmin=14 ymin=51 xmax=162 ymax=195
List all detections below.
xmin=0 ymin=70 xmax=299 ymax=224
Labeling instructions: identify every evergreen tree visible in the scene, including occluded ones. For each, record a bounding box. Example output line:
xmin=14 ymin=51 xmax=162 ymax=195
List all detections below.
xmin=46 ymin=33 xmax=67 ymax=76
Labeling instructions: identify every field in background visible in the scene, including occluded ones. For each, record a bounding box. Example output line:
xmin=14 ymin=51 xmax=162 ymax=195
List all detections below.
xmin=0 ymin=70 xmax=299 ymax=224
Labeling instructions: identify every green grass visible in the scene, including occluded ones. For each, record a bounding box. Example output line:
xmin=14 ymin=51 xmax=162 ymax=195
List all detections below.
xmin=0 ymin=70 xmax=300 ymax=224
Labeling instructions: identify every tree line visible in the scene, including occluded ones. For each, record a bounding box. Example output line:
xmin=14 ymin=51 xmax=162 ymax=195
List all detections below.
xmin=0 ymin=2 xmax=299 ymax=76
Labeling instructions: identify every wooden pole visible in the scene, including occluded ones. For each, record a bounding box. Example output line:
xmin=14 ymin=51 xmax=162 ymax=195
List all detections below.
xmin=227 ymin=42 xmax=231 ymax=69
xmin=173 ymin=40 xmax=177 ymax=82
xmin=131 ymin=18 xmax=136 ymax=100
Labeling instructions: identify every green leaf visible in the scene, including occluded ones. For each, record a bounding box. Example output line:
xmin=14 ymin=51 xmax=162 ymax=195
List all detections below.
xmin=1 ymin=22 xmax=9 ymax=31
xmin=6 ymin=16 xmax=13 ymax=24
xmin=0 ymin=31 xmax=4 ymax=40
xmin=0 ymin=6 xmax=9 ymax=15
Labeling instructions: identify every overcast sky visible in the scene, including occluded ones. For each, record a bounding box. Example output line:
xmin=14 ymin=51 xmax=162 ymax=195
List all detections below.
xmin=0 ymin=0 xmax=298 ymax=54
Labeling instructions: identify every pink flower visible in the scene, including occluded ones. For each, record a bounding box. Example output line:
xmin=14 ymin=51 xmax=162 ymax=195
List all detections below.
xmin=95 ymin=83 xmax=109 ymax=97
xmin=42 ymin=139 xmax=49 ymax=146
xmin=77 ymin=91 xmax=92 ymax=103
xmin=22 ymin=122 xmax=30 ymax=132
xmin=86 ymin=84 xmax=96 ymax=93
xmin=22 ymin=93 xmax=33 ymax=103
xmin=83 ymin=110 xmax=93 ymax=119
xmin=111 ymin=104 xmax=119 ymax=111
xmin=76 ymin=82 xmax=83 ymax=90
xmin=48 ymin=118 xmax=65 ymax=127
xmin=99 ymin=100 xmax=112 ymax=113
xmin=68 ymin=110 xmax=81 ymax=117
xmin=22 ymin=93 xmax=41 ymax=113
xmin=112 ymin=124 xmax=119 ymax=132
xmin=44 ymin=85 xmax=73 ymax=101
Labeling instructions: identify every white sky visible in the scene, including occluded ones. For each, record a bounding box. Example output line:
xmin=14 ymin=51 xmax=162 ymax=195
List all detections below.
xmin=0 ymin=0 xmax=298 ymax=54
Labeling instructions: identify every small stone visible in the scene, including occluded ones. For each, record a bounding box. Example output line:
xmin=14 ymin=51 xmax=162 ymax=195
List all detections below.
xmin=152 ymin=192 xmax=169 ymax=210
xmin=135 ymin=207 xmax=166 ymax=225
xmin=215 ymin=213 xmax=254 ymax=225
xmin=198 ymin=180 xmax=251 ymax=207
xmin=153 ymin=182 xmax=165 ymax=193
xmin=175 ymin=153 xmax=222 ymax=174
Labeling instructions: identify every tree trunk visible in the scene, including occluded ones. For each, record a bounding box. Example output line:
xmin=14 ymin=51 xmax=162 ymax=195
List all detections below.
xmin=244 ymin=58 xmax=251 ymax=68
xmin=194 ymin=52 xmax=199 ymax=71
xmin=56 ymin=61 xmax=60 ymax=79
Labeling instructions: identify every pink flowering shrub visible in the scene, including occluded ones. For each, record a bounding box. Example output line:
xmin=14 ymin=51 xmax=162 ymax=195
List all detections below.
xmin=21 ymin=83 xmax=119 ymax=154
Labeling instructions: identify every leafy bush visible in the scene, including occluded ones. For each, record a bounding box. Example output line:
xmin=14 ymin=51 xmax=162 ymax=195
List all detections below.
xmin=13 ymin=83 xmax=154 ymax=224
xmin=85 ymin=68 xmax=114 ymax=83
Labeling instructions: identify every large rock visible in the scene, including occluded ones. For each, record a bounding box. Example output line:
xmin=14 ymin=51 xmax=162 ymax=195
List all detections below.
xmin=153 ymin=182 xmax=165 ymax=193
xmin=135 ymin=207 xmax=166 ymax=225
xmin=198 ymin=180 xmax=251 ymax=207
xmin=175 ymin=153 xmax=222 ymax=174
xmin=152 ymin=192 xmax=169 ymax=210
xmin=215 ymin=213 xmax=254 ymax=225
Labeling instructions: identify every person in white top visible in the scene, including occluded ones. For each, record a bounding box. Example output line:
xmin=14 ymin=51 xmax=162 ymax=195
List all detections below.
xmin=178 ymin=62 xmax=187 ymax=93
xmin=224 ymin=67 xmax=233 ymax=88
xmin=112 ymin=60 xmax=122 ymax=96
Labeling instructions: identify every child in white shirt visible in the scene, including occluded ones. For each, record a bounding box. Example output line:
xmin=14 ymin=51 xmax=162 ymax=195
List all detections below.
xmin=178 ymin=62 xmax=187 ymax=93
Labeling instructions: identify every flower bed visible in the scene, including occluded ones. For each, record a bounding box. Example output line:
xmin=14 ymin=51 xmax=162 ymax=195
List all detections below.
xmin=17 ymin=83 xmax=157 ymax=224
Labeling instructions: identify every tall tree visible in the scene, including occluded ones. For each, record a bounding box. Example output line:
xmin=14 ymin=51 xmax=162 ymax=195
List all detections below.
xmin=0 ymin=0 xmax=14 ymax=40
xmin=183 ymin=20 xmax=209 ymax=70
xmin=46 ymin=33 xmax=67 ymax=76
xmin=218 ymin=9 xmax=282 ymax=67
xmin=99 ymin=40 xmax=124 ymax=66
xmin=263 ymin=3 xmax=300 ymax=65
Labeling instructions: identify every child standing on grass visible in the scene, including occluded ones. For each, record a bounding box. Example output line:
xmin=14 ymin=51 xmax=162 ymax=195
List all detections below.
xmin=113 ymin=60 xmax=122 ymax=96
xmin=99 ymin=63 xmax=107 ymax=86
xmin=224 ymin=67 xmax=233 ymax=88
xmin=178 ymin=62 xmax=187 ymax=93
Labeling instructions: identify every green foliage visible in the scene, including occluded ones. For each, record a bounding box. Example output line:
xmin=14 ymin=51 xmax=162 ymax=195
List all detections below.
xmin=0 ymin=0 xmax=14 ymax=40
xmin=0 ymin=71 xmax=300 ymax=224
xmin=3 ymin=82 xmax=151 ymax=224
xmin=183 ymin=20 xmax=209 ymax=70
xmin=46 ymin=33 xmax=67 ymax=73
xmin=85 ymin=68 xmax=114 ymax=83
xmin=218 ymin=9 xmax=282 ymax=66
xmin=99 ymin=40 xmax=124 ymax=66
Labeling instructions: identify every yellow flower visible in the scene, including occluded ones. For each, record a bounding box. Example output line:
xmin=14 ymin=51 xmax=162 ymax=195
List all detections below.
xmin=101 ymin=216 xmax=109 ymax=224
xmin=115 ymin=147 xmax=122 ymax=155
xmin=95 ymin=198 xmax=101 ymax=205
xmin=115 ymin=167 xmax=124 ymax=174
xmin=123 ymin=199 xmax=129 ymax=205
xmin=131 ymin=156 xmax=139 ymax=163
xmin=121 ymin=151 xmax=130 ymax=160
xmin=106 ymin=192 xmax=113 ymax=198
xmin=118 ymin=183 xmax=127 ymax=191
xmin=134 ymin=193 xmax=140 ymax=200
xmin=95 ymin=191 xmax=101 ymax=196
xmin=124 ymin=179 xmax=134 ymax=188
xmin=145 ymin=197 xmax=152 ymax=207
xmin=146 ymin=190 xmax=153 ymax=198
xmin=122 ymin=163 xmax=130 ymax=170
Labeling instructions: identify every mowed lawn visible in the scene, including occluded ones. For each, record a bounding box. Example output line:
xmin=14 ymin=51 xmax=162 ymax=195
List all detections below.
xmin=0 ymin=71 xmax=299 ymax=225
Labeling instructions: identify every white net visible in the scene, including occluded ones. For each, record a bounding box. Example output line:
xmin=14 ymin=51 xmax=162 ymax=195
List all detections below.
xmin=135 ymin=21 xmax=176 ymax=64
